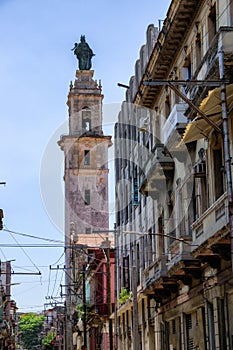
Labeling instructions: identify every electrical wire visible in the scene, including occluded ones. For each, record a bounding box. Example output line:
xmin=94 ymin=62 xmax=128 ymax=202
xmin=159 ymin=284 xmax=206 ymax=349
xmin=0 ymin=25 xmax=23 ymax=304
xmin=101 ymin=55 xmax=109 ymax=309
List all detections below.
xmin=16 ymin=279 xmax=61 ymax=284
xmin=55 ymin=270 xmax=64 ymax=298
xmin=18 ymin=305 xmax=45 ymax=310
xmin=3 ymin=228 xmax=63 ymax=243
xmin=7 ymin=229 xmax=41 ymax=274
xmin=14 ymin=283 xmax=43 ymax=297
xmin=46 ymin=255 xmax=65 ymax=299
xmin=46 ymin=268 xmax=52 ymax=298
xmin=13 ymin=264 xmax=64 ymax=268
xmin=0 ymin=244 xmax=63 ymax=247
xmin=12 ymin=265 xmax=44 ymax=272
xmin=51 ymin=268 xmax=58 ymax=297
xmin=50 ymin=251 xmax=65 ymax=266
xmin=0 ymin=247 xmax=8 ymax=261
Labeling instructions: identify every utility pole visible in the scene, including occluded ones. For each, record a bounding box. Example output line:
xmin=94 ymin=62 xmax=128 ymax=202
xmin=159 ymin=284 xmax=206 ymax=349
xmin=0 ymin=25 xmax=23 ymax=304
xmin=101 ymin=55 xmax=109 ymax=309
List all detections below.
xmin=106 ymin=237 xmax=113 ymax=350
xmin=64 ymin=228 xmax=73 ymax=350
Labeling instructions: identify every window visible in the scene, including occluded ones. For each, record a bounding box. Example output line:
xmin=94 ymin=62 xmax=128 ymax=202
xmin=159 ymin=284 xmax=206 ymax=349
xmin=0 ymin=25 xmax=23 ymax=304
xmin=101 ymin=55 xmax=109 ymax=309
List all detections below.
xmin=147 ymin=229 xmax=153 ymax=265
xmin=141 ymin=236 xmax=146 ymax=269
xmin=214 ymin=149 xmax=224 ymax=200
xmin=84 ymin=189 xmax=90 ymax=205
xmin=82 ymin=108 xmax=91 ymax=131
xmin=86 ymin=228 xmax=91 ymax=234
xmin=185 ymin=314 xmax=194 ymax=350
xmin=165 ymin=94 xmax=171 ymax=118
xmin=123 ymin=256 xmax=130 ymax=290
xmin=207 ymin=302 xmax=216 ymax=350
xmin=117 ymin=200 xmax=121 ymax=227
xmin=142 ymin=299 xmax=145 ymax=327
xmin=212 ymin=133 xmax=224 ymax=200
xmin=84 ymin=150 xmax=90 ymax=165
xmin=136 ymin=243 xmax=140 ymax=285
xmin=132 ymin=177 xmax=138 ymax=206
xmin=167 ymin=190 xmax=176 ymax=244
xmin=208 ymin=4 xmax=216 ymax=44
xmin=193 ymin=149 xmax=207 ymax=218
xmin=186 ymin=314 xmax=192 ymax=330
xmin=122 ymin=314 xmax=125 ymax=337
xmin=172 ymin=319 xmax=176 ymax=334
xmin=187 ymin=179 xmax=196 ymax=235
xmin=183 ymin=55 xmax=192 ymax=80
xmin=158 ymin=212 xmax=164 ymax=254
xmin=195 ymin=32 xmax=202 ymax=68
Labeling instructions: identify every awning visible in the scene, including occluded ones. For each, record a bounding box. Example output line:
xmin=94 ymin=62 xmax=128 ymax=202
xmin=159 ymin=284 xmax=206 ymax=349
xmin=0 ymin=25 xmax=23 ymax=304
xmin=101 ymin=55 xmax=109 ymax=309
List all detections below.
xmin=182 ymin=84 xmax=233 ymax=143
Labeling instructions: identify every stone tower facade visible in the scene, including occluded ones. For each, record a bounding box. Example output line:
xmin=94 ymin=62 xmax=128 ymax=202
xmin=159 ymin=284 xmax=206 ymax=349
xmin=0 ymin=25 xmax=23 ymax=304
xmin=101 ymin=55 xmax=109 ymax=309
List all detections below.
xmin=58 ymin=68 xmax=112 ymax=350
xmin=59 ymin=70 xmax=112 ymax=238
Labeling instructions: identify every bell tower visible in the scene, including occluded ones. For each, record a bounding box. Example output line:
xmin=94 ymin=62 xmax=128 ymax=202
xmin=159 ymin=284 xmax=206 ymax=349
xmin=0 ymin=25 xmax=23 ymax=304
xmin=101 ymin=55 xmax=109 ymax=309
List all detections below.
xmin=59 ymin=68 xmax=112 ymax=235
xmin=58 ymin=37 xmax=112 ymax=350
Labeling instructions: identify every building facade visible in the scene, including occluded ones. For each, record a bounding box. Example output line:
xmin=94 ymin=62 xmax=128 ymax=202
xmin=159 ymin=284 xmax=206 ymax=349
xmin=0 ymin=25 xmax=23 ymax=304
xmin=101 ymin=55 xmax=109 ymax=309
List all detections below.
xmin=114 ymin=1 xmax=233 ymax=349
xmin=59 ymin=46 xmax=113 ymax=350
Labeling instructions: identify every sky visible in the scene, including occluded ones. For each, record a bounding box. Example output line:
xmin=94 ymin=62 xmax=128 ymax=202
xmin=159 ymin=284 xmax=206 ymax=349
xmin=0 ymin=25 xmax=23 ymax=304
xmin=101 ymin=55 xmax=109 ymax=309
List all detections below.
xmin=0 ymin=0 xmax=171 ymax=312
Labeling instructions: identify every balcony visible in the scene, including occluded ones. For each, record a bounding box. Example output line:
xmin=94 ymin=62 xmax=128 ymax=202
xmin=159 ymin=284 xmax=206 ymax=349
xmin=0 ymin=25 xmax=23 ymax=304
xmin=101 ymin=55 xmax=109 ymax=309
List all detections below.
xmin=162 ymin=103 xmax=188 ymax=145
xmin=142 ymin=257 xmax=169 ymax=299
xmin=142 ymin=257 xmax=184 ymax=303
xmin=139 ymin=144 xmax=174 ymax=198
xmin=192 ymin=193 xmax=228 ymax=246
xmin=191 ymin=192 xmax=230 ymax=263
xmin=167 ymin=236 xmax=192 ymax=268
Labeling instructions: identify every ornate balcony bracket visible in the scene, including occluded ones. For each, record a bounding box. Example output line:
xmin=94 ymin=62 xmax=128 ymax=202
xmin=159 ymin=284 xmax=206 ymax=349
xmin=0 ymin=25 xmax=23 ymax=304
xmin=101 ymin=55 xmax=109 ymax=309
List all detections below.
xmin=168 ymin=259 xmax=202 ymax=283
xmin=196 ymin=251 xmax=221 ymax=269
xmin=211 ymin=237 xmax=231 ymax=261
xmin=171 ymin=271 xmax=193 ymax=286
xmin=143 ymin=278 xmax=177 ymax=303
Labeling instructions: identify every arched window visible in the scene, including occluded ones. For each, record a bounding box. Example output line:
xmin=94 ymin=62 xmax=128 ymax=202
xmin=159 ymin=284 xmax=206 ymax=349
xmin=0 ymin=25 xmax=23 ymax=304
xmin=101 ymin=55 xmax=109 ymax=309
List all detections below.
xmin=82 ymin=107 xmax=91 ymax=131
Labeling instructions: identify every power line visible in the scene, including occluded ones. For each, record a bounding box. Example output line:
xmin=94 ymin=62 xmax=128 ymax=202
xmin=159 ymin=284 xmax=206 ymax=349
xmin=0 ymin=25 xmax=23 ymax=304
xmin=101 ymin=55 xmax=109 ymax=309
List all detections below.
xmin=46 ymin=269 xmax=52 ymax=299
xmin=0 ymin=244 xmax=64 ymax=247
xmin=7 ymin=229 xmax=41 ymax=274
xmin=3 ymin=228 xmax=63 ymax=243
xmin=51 ymin=268 xmax=59 ymax=297
xmin=55 ymin=271 xmax=65 ymax=298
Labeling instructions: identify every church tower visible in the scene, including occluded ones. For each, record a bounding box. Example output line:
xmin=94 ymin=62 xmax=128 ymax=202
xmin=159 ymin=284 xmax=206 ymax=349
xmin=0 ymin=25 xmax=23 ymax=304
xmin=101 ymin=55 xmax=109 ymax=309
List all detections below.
xmin=59 ymin=47 xmax=112 ymax=239
xmin=58 ymin=37 xmax=112 ymax=350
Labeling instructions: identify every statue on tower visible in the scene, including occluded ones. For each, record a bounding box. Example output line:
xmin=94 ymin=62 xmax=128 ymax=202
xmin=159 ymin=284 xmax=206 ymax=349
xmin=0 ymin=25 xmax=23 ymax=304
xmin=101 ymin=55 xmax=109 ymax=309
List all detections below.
xmin=72 ymin=35 xmax=95 ymax=70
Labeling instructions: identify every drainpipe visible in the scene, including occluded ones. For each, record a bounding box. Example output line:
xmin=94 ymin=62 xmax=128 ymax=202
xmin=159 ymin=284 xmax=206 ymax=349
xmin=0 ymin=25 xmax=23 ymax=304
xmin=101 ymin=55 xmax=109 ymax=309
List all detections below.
xmin=218 ymin=50 xmax=233 ymax=271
